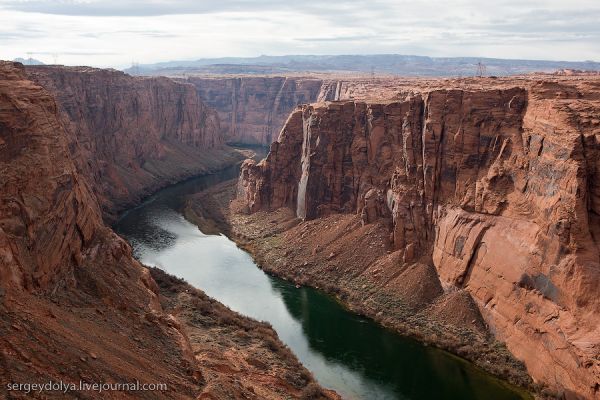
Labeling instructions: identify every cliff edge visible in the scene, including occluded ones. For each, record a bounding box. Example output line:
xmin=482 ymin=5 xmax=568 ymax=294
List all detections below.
xmin=239 ymin=76 xmax=600 ymax=398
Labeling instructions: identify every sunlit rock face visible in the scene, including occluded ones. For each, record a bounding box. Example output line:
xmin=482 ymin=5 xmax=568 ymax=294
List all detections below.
xmin=239 ymin=78 xmax=600 ymax=398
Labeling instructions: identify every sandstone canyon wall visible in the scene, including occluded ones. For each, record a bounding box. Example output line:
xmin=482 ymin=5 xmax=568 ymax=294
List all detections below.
xmin=239 ymin=78 xmax=600 ymax=398
xmin=26 ymin=66 xmax=242 ymax=221
xmin=186 ymin=77 xmax=325 ymax=146
xmin=0 ymin=62 xmax=329 ymax=399
xmin=187 ymin=76 xmax=454 ymax=147
xmin=0 ymin=61 xmax=200 ymax=397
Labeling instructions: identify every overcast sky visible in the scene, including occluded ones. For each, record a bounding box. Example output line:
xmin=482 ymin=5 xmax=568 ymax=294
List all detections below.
xmin=1 ymin=0 xmax=599 ymax=68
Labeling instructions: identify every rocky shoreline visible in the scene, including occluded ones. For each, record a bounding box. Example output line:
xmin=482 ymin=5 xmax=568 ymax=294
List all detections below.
xmin=183 ymin=179 xmax=538 ymax=398
xmin=149 ymin=267 xmax=338 ymax=399
xmin=0 ymin=61 xmax=333 ymax=400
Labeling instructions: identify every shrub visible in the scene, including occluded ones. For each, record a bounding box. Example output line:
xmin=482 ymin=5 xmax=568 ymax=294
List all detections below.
xmin=300 ymin=383 xmax=323 ymax=400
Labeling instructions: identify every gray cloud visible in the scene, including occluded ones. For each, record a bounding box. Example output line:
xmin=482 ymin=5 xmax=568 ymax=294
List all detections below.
xmin=79 ymin=30 xmax=179 ymax=39
xmin=1 ymin=0 xmax=598 ymax=66
xmin=3 ymin=0 xmax=599 ymax=43
xmin=295 ymin=35 xmax=389 ymax=43
xmin=0 ymin=0 xmax=364 ymax=16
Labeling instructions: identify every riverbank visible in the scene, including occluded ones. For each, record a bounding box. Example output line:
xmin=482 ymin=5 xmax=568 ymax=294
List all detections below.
xmin=149 ymin=267 xmax=338 ymax=399
xmin=106 ymin=145 xmax=250 ymax=224
xmin=109 ymin=150 xmax=335 ymax=399
xmin=184 ymin=179 xmax=540 ymax=398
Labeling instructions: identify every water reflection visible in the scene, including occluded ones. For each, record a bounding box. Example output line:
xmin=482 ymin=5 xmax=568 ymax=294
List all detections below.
xmin=270 ymin=281 xmax=522 ymax=400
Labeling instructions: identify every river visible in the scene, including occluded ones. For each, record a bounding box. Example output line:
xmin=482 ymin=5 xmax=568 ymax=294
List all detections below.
xmin=114 ymin=155 xmax=529 ymax=400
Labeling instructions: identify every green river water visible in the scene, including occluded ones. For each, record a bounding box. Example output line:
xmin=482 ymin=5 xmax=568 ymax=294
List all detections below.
xmin=114 ymin=160 xmax=529 ymax=400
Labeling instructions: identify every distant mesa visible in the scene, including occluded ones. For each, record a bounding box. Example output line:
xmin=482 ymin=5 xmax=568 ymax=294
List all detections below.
xmin=123 ymin=53 xmax=600 ymax=77
xmin=13 ymin=57 xmax=45 ymax=65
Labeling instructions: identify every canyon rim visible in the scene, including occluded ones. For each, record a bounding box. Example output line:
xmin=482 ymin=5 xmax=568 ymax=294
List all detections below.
xmin=237 ymin=75 xmax=600 ymax=398
xmin=2 ymin=1 xmax=600 ymax=399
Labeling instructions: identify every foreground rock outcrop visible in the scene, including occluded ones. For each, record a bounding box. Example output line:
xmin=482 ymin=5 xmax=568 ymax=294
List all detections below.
xmin=0 ymin=61 xmax=331 ymax=399
xmin=26 ymin=66 xmax=243 ymax=221
xmin=238 ymin=76 xmax=600 ymax=398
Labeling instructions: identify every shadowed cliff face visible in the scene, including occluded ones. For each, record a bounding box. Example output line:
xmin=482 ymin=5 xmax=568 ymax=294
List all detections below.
xmin=186 ymin=77 xmax=325 ymax=146
xmin=186 ymin=76 xmax=475 ymax=147
xmin=239 ymin=80 xmax=600 ymax=398
xmin=0 ymin=62 xmax=105 ymax=292
xmin=26 ymin=66 xmax=242 ymax=221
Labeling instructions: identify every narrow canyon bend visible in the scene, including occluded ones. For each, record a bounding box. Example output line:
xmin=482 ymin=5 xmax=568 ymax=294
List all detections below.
xmin=0 ymin=62 xmax=333 ymax=399
xmin=1 ymin=58 xmax=599 ymax=400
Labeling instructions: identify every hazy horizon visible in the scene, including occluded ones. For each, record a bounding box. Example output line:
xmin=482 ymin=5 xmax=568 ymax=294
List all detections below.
xmin=1 ymin=0 xmax=599 ymax=68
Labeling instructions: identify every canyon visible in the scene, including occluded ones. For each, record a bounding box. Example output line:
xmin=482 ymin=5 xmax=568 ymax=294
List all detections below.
xmin=185 ymin=75 xmax=419 ymax=147
xmin=185 ymin=77 xmax=324 ymax=146
xmin=26 ymin=65 xmax=244 ymax=221
xmin=2 ymin=56 xmax=599 ymax=400
xmin=235 ymin=75 xmax=600 ymax=398
xmin=0 ymin=61 xmax=332 ymax=399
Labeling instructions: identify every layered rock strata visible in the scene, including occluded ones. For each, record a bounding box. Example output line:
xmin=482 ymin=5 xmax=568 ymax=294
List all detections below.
xmin=0 ymin=61 xmax=330 ymax=399
xmin=239 ymin=78 xmax=600 ymax=398
xmin=186 ymin=77 xmax=325 ymax=146
xmin=26 ymin=66 xmax=242 ymax=221
xmin=187 ymin=75 xmax=478 ymax=146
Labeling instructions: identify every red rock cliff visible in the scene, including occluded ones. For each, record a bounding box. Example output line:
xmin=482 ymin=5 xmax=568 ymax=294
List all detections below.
xmin=239 ymin=78 xmax=600 ymax=398
xmin=187 ymin=77 xmax=324 ymax=146
xmin=187 ymin=76 xmax=473 ymax=147
xmin=1 ymin=62 xmax=331 ymax=399
xmin=0 ymin=61 xmax=200 ymax=396
xmin=0 ymin=62 xmax=104 ymax=292
xmin=26 ymin=66 xmax=241 ymax=220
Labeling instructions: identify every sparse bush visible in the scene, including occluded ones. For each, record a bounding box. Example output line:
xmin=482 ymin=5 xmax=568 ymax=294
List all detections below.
xmin=190 ymin=297 xmax=213 ymax=314
xmin=300 ymin=383 xmax=323 ymax=400
xmin=298 ymin=369 xmax=312 ymax=385
xmin=148 ymin=267 xmax=188 ymax=292
xmin=264 ymin=337 xmax=280 ymax=353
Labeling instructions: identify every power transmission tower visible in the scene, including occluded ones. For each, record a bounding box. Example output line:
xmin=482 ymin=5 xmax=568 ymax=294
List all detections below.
xmin=131 ymin=61 xmax=140 ymax=75
xmin=476 ymin=61 xmax=486 ymax=78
